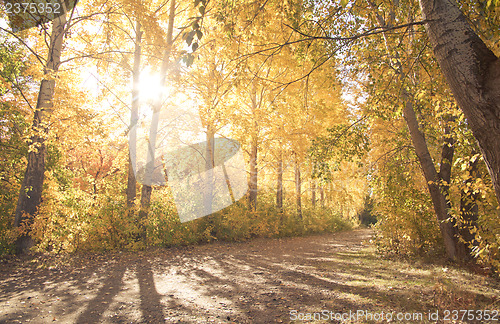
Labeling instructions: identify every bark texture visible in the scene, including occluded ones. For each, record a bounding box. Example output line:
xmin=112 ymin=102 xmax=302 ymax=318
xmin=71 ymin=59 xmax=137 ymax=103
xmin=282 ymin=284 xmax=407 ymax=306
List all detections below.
xmin=420 ymin=0 xmax=500 ymax=205
xmin=13 ymin=14 xmax=67 ymax=253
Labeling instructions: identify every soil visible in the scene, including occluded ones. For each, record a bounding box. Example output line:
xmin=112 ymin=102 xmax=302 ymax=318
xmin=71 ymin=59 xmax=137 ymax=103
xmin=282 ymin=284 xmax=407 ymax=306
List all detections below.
xmin=0 ymin=228 xmax=499 ymax=323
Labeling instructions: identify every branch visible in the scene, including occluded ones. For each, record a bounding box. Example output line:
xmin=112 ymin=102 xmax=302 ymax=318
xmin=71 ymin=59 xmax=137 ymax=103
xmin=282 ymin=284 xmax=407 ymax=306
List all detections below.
xmin=368 ymin=145 xmax=413 ymax=170
xmin=0 ymin=27 xmax=46 ymax=65
xmin=236 ymin=20 xmax=430 ymax=61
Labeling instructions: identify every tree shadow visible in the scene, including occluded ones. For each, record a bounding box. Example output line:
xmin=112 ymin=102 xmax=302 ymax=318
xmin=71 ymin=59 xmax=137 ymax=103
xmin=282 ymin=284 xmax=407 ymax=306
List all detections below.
xmin=75 ymin=258 xmax=127 ymax=323
xmin=136 ymin=258 xmax=165 ymax=323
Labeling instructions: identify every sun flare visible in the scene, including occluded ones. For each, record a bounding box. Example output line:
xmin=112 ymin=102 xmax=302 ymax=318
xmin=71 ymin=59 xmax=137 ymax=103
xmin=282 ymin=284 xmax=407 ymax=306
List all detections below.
xmin=137 ymin=70 xmax=169 ymax=102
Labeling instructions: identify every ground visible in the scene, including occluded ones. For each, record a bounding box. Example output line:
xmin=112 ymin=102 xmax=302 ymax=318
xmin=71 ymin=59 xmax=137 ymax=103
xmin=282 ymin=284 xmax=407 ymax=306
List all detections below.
xmin=0 ymin=228 xmax=499 ymax=323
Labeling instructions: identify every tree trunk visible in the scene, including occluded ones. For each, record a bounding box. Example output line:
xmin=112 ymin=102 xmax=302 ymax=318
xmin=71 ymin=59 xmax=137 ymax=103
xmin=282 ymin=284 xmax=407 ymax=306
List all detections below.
xmin=248 ymin=134 xmax=258 ymax=211
xmin=438 ymin=117 xmax=455 ymax=191
xmin=139 ymin=0 xmax=176 ymax=234
xmin=419 ymin=0 xmax=500 ymax=206
xmin=459 ymin=153 xmax=480 ymax=260
xmin=295 ymin=155 xmax=302 ymax=219
xmin=437 ymin=117 xmax=455 ymax=220
xmin=320 ymin=186 xmax=325 ymax=208
xmin=403 ymin=99 xmax=463 ymax=260
xmin=203 ymin=125 xmax=215 ymax=215
xmin=13 ymin=14 xmax=67 ymax=254
xmin=311 ymin=178 xmax=316 ymax=208
xmin=439 ymin=116 xmax=470 ymax=260
xmin=368 ymin=2 xmax=467 ymax=261
xmin=127 ymin=21 xmax=142 ymax=209
xmin=276 ymin=156 xmax=283 ymax=213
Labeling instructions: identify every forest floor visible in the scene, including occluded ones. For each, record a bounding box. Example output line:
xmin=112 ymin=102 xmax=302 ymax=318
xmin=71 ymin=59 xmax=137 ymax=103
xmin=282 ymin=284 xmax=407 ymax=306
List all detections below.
xmin=0 ymin=228 xmax=499 ymax=323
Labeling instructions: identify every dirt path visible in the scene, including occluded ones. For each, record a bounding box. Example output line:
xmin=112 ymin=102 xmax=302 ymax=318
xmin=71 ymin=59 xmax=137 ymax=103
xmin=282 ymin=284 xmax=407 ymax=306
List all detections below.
xmin=0 ymin=229 xmax=499 ymax=323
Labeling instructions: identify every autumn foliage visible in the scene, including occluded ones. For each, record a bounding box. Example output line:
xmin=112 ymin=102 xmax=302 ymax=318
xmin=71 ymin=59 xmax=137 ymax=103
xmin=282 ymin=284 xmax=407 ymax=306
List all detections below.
xmin=0 ymin=0 xmax=499 ymax=275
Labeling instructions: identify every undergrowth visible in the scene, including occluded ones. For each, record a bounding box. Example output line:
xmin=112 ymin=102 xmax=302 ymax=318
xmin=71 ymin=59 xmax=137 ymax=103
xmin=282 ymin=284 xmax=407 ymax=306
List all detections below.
xmin=1 ymin=185 xmax=354 ymax=255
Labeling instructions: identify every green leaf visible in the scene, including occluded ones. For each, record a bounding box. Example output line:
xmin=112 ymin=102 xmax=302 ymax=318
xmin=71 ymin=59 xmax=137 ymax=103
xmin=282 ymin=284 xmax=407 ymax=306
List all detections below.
xmin=196 ymin=30 xmax=203 ymax=40
xmin=192 ymin=42 xmax=199 ymax=52
xmin=186 ymin=54 xmax=194 ymax=67
xmin=199 ymin=6 xmax=205 ymax=15
xmin=186 ymin=30 xmax=195 ymax=46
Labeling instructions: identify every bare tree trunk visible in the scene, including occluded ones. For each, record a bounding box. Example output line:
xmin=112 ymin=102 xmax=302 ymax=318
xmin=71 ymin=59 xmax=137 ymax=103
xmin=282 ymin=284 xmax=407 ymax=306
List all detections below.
xmin=127 ymin=20 xmax=142 ymax=209
xmin=403 ymin=100 xmax=463 ymax=260
xmin=247 ymin=82 xmax=260 ymax=212
xmin=311 ymin=178 xmax=316 ymax=208
xmin=203 ymin=125 xmax=215 ymax=215
xmin=276 ymin=155 xmax=283 ymax=213
xmin=295 ymin=155 xmax=302 ymax=219
xmin=139 ymin=0 xmax=176 ymax=237
xmin=248 ymin=134 xmax=258 ymax=211
xmin=13 ymin=14 xmax=67 ymax=254
xmin=419 ymin=0 xmax=500 ymax=206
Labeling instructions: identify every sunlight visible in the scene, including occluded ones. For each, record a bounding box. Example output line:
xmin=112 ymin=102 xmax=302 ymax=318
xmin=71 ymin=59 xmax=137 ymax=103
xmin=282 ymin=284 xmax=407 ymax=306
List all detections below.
xmin=137 ymin=69 xmax=170 ymax=103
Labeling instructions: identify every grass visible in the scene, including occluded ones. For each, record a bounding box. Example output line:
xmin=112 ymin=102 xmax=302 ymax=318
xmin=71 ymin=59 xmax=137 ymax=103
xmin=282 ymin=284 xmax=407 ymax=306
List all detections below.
xmin=304 ymin=243 xmax=499 ymax=323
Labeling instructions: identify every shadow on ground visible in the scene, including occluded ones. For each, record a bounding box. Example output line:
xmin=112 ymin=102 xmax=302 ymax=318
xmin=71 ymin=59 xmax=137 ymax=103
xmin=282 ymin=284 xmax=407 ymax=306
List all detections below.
xmin=0 ymin=228 xmax=498 ymax=323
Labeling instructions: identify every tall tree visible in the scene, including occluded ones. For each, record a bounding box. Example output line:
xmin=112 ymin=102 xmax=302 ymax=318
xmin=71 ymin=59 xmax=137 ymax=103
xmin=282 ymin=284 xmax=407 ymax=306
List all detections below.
xmin=352 ymin=0 xmax=468 ymax=260
xmin=419 ymin=0 xmax=500 ymax=206
xmin=13 ymin=12 xmax=68 ymax=253
xmin=139 ymin=0 xmax=176 ymax=236
xmin=127 ymin=21 xmax=142 ymax=209
xmin=247 ymin=83 xmax=260 ymax=211
xmin=403 ymin=99 xmax=464 ymax=260
xmin=190 ymin=38 xmax=235 ymax=215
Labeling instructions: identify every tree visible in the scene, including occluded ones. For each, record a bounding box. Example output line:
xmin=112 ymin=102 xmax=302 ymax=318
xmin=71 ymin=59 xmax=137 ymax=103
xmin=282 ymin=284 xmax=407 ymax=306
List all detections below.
xmin=419 ymin=0 xmax=500 ymax=206
xmin=13 ymin=11 xmax=68 ymax=253
xmin=0 ymin=39 xmax=31 ymax=253
xmin=189 ymin=39 xmax=236 ymax=215
xmin=360 ymin=0 xmax=473 ymax=260
xmin=127 ymin=21 xmax=142 ymax=209
xmin=266 ymin=0 xmax=495 ymax=261
xmin=139 ymin=0 xmax=176 ymax=237
xmin=8 ymin=0 xmax=140 ymax=253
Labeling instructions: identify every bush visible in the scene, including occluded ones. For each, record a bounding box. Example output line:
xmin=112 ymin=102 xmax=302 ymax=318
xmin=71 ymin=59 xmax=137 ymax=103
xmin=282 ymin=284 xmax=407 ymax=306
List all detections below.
xmin=25 ymin=180 xmax=356 ymax=254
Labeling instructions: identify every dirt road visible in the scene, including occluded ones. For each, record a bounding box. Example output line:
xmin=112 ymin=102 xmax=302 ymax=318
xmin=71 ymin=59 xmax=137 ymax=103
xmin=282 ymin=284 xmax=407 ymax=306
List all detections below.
xmin=1 ymin=228 xmax=498 ymax=323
